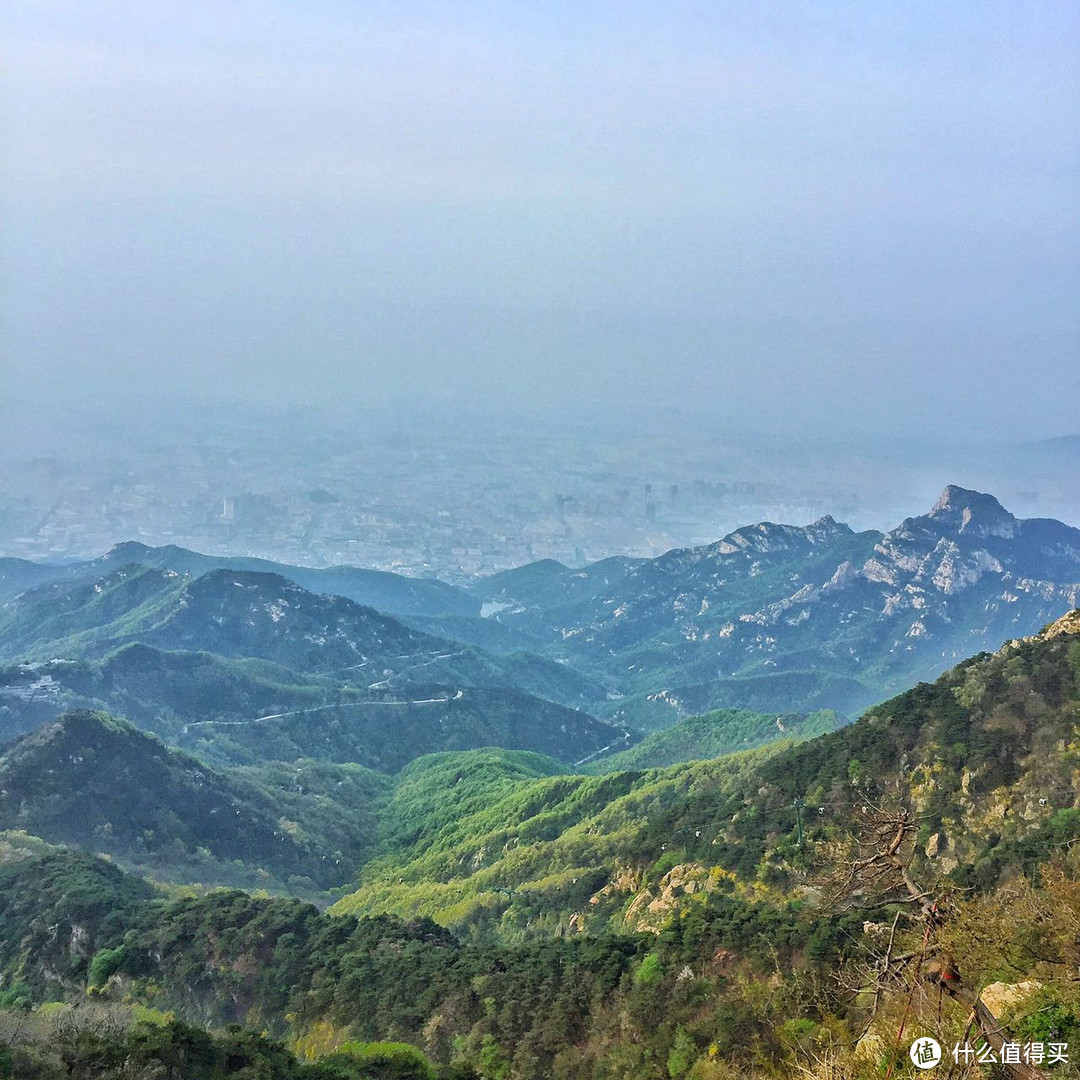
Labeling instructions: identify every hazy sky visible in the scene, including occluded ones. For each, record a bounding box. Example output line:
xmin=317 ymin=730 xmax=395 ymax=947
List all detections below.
xmin=3 ymin=1 xmax=1078 ymax=437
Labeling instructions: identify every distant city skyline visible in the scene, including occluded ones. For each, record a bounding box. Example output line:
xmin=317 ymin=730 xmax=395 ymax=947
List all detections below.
xmin=1 ymin=397 xmax=1077 ymax=578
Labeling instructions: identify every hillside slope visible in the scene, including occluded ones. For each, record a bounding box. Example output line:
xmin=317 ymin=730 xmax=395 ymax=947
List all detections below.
xmin=590 ymin=706 xmax=841 ymax=771
xmin=0 ymin=646 xmax=622 ymax=770
xmin=0 ymin=710 xmax=387 ymax=890
xmin=331 ymin=610 xmax=1080 ymax=931
xmin=172 ymin=685 xmax=628 ymax=772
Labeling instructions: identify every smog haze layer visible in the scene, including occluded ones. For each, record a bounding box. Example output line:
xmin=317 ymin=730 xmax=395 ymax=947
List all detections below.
xmin=3 ymin=1 xmax=1078 ymax=441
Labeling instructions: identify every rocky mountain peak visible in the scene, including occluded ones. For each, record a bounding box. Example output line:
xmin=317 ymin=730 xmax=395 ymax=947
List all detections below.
xmin=926 ymin=485 xmax=1017 ymax=540
xmin=806 ymin=515 xmax=853 ymax=542
xmin=1040 ymin=607 xmax=1080 ymax=640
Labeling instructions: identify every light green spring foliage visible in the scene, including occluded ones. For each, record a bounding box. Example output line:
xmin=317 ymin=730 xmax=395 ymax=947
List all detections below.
xmin=590 ymin=708 xmax=842 ymax=771
xmin=330 ymin=743 xmax=778 ymax=930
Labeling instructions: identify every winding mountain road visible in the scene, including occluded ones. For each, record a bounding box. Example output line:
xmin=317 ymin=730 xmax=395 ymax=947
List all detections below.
xmin=182 ymin=688 xmax=465 ymax=732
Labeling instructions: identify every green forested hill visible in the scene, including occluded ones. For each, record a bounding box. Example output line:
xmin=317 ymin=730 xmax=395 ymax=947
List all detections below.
xmin=0 ymin=645 xmax=623 ymax=771
xmin=0 ymin=565 xmax=602 ymax=708
xmin=173 ymin=691 xmax=610 ymax=774
xmin=0 ymin=646 xmax=358 ymax=745
xmin=0 ymin=565 xmax=453 ymax=669
xmin=332 ymin=611 xmax=1080 ymax=932
xmin=0 ymin=711 xmax=387 ymax=891
xmin=1 ymin=616 xmax=1080 ymax=1079
xmin=331 ymin=743 xmax=785 ymax=930
xmin=590 ymin=707 xmax=841 ymax=770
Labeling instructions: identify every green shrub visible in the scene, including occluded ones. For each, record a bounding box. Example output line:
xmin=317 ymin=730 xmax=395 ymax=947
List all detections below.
xmin=88 ymin=945 xmax=127 ymax=987
xmin=320 ymin=1041 xmax=437 ymax=1080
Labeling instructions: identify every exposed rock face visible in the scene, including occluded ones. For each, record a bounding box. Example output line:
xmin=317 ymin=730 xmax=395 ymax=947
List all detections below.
xmin=483 ymin=486 xmax=1080 ymax=716
xmin=1041 ymin=609 xmax=1080 ymax=639
xmin=591 ymin=862 xmax=732 ymax=934
xmin=824 ymin=561 xmax=859 ymax=591
xmin=857 ymin=489 xmax=1080 ymax=632
xmin=929 ymin=485 xmax=1018 ymax=539
xmin=872 ymin=487 xmax=1033 ymax=597
xmin=923 ymin=831 xmax=958 ymax=873
xmin=980 ymin=981 xmax=1042 ymax=1017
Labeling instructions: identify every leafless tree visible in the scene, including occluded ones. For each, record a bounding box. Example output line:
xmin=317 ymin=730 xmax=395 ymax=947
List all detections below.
xmin=820 ymin=802 xmax=1040 ymax=1080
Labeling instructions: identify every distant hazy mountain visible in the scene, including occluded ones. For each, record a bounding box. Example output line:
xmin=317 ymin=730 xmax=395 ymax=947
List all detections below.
xmin=477 ymin=486 xmax=1080 ymax=718
xmin=0 ymin=540 xmax=478 ymax=618
xmin=0 ymin=557 xmax=72 ymax=602
xmin=0 ymin=564 xmax=599 ymax=704
xmin=473 ymin=556 xmax=644 ymax=611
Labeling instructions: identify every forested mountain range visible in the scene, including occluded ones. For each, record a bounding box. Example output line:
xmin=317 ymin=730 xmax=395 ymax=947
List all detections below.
xmin=2 ymin=485 xmax=1078 ymax=800
xmin=0 ymin=540 xmax=478 ymax=617
xmin=1 ymin=611 xmax=1078 ymax=1078
xmin=475 ymin=485 xmax=1080 ymax=720
xmin=5 ymin=486 xmax=1078 ymax=735
xmin=9 ymin=605 xmax=1076 ymax=915
xmin=0 ymin=563 xmax=616 ymax=766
